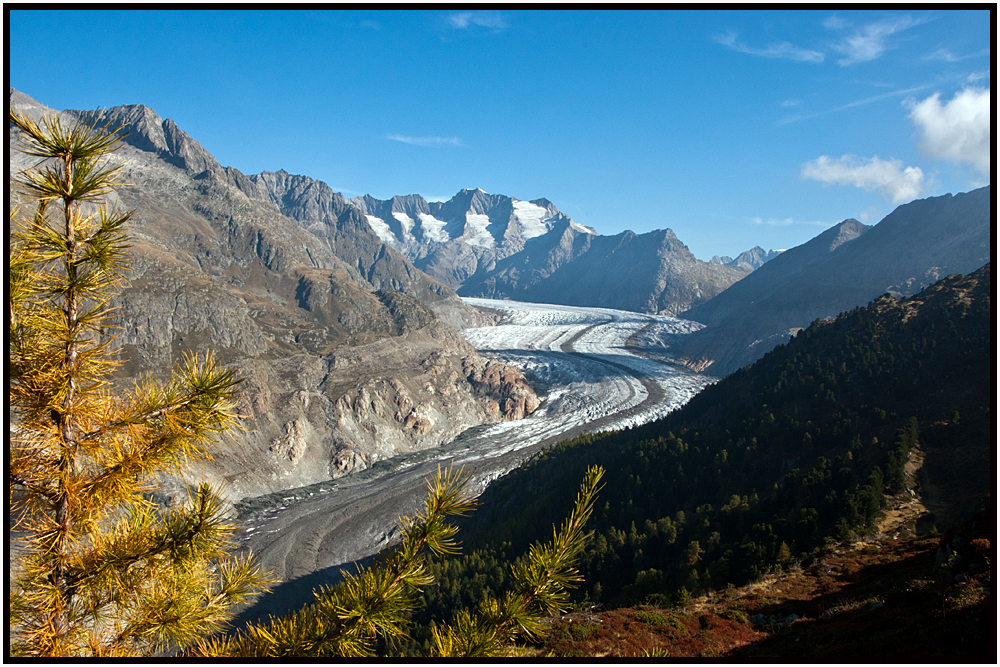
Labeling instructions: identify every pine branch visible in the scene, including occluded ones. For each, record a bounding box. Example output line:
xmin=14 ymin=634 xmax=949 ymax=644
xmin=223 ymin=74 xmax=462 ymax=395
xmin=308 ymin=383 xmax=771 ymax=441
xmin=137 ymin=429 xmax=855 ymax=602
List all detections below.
xmin=197 ymin=465 xmax=475 ymax=657
xmin=431 ymin=465 xmax=604 ymax=657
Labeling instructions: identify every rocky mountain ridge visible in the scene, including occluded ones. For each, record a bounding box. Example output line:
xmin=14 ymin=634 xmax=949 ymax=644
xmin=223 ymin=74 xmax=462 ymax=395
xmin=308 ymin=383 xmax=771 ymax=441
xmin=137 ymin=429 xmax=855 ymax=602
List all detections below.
xmin=346 ymin=188 xmax=596 ymax=291
xmin=8 ymin=88 xmax=537 ymax=501
xmin=677 ymin=187 xmax=991 ymax=376
xmin=352 ymin=189 xmax=750 ymax=316
xmin=710 ymin=245 xmax=783 ymax=271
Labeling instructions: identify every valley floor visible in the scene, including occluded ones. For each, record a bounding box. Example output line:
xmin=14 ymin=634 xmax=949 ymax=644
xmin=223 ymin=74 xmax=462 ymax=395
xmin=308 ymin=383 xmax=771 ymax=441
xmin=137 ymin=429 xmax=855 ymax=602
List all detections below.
xmin=230 ymin=299 xmax=712 ymax=623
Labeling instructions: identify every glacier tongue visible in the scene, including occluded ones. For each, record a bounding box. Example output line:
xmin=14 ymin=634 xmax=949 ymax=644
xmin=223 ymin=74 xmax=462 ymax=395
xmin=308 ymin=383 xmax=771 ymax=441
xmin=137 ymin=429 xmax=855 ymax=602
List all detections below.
xmin=233 ymin=297 xmax=713 ymax=611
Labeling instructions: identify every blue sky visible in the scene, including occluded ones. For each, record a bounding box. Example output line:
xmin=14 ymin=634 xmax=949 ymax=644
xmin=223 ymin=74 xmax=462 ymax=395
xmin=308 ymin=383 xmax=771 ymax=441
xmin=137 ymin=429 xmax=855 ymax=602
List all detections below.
xmin=9 ymin=9 xmax=992 ymax=260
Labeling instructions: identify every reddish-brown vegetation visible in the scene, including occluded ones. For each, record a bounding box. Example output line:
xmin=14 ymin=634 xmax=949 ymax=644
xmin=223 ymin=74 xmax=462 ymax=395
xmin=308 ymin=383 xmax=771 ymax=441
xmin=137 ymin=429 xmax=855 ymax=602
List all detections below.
xmin=533 ymin=509 xmax=993 ymax=659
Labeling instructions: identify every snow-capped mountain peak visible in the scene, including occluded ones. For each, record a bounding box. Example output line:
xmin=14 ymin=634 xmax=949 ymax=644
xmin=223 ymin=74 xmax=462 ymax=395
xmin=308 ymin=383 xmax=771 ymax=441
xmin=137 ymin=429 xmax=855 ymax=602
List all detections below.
xmin=345 ymin=188 xmax=591 ymax=288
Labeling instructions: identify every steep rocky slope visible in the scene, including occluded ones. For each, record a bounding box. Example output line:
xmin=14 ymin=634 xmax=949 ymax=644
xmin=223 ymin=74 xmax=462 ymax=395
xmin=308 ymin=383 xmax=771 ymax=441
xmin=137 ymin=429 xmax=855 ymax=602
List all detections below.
xmin=246 ymin=171 xmax=488 ymax=330
xmin=678 ymin=187 xmax=991 ymax=376
xmin=8 ymin=88 xmax=537 ymax=501
xmin=462 ymin=226 xmax=750 ymax=316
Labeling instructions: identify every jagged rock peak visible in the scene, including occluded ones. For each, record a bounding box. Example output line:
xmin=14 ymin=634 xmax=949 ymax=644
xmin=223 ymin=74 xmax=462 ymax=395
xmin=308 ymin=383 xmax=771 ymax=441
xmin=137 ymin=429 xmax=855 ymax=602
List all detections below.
xmin=347 ymin=193 xmax=431 ymax=219
xmin=249 ymin=170 xmax=348 ymax=223
xmin=827 ymin=218 xmax=869 ymax=251
xmin=77 ymin=102 xmax=221 ymax=175
xmin=710 ymin=245 xmax=783 ymax=271
xmin=431 ymin=187 xmax=511 ymax=218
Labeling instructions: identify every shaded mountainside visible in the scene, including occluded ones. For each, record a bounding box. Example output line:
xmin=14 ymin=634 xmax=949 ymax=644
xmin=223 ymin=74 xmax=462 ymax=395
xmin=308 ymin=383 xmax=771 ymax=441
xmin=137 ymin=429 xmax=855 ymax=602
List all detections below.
xmin=389 ymin=264 xmax=991 ymax=653
xmin=8 ymin=89 xmax=537 ymax=501
xmin=461 ymin=227 xmax=750 ymax=316
xmin=245 ymin=171 xmax=488 ymax=331
xmin=679 ymin=187 xmax=991 ymax=376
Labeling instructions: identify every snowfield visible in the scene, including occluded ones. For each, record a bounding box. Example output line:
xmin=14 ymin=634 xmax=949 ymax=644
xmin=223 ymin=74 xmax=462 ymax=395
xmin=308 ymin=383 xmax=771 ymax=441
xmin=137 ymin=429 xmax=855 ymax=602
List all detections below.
xmin=233 ymin=298 xmax=715 ymax=620
xmin=511 ymin=199 xmax=551 ymax=240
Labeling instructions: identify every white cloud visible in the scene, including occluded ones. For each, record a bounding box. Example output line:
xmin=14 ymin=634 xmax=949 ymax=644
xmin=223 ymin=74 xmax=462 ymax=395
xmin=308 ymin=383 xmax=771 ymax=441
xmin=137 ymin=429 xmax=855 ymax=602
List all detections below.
xmin=924 ymin=48 xmax=959 ymax=62
xmin=387 ymin=134 xmax=464 ymax=148
xmin=801 ymin=155 xmax=924 ymax=203
xmin=827 ymin=15 xmax=926 ymax=66
xmin=857 ymin=205 xmax=882 ymax=222
xmin=714 ymin=31 xmax=823 ymax=63
xmin=748 ymin=216 xmax=829 ymax=227
xmin=448 ymin=11 xmax=507 ymax=30
xmin=823 ymin=16 xmax=850 ymax=31
xmin=906 ymin=87 xmax=991 ymax=177
xmin=781 ymin=98 xmax=802 ymax=107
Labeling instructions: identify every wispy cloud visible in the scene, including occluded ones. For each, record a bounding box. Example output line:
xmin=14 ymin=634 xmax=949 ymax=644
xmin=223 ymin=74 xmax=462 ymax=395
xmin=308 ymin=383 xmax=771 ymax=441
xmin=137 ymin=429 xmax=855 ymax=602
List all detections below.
xmin=924 ymin=47 xmax=990 ymax=62
xmin=801 ymin=154 xmax=924 ymax=203
xmin=781 ymin=98 xmax=802 ymax=107
xmin=714 ymin=31 xmax=824 ymax=63
xmin=386 ymin=134 xmax=465 ymax=148
xmin=906 ymin=86 xmax=991 ymax=177
xmin=448 ymin=11 xmax=507 ymax=31
xmin=778 ymin=82 xmax=933 ymax=125
xmin=830 ymin=83 xmax=933 ymax=113
xmin=748 ymin=216 xmax=830 ymax=227
xmin=826 ymin=14 xmax=927 ymax=66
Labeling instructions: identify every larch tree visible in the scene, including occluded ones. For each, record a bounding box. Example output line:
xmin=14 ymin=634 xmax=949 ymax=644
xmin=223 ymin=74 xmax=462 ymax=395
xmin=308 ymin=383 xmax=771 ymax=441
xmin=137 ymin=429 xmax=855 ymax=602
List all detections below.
xmin=194 ymin=464 xmax=605 ymax=658
xmin=8 ymin=105 xmax=605 ymax=659
xmin=8 ymin=108 xmax=271 ymax=657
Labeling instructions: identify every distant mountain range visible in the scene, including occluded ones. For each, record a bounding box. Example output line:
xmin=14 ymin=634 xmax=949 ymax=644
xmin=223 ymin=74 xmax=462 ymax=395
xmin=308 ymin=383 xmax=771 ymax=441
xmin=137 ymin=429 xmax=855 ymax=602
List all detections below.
xmin=349 ymin=190 xmax=755 ymax=317
xmin=347 ymin=188 xmax=594 ymax=289
xmin=678 ymin=187 xmax=992 ymax=376
xmin=710 ymin=246 xmax=783 ymax=270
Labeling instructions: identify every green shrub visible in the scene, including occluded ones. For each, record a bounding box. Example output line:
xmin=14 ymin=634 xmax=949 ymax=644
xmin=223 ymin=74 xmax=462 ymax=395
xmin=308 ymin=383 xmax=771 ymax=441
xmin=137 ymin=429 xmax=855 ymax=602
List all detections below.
xmin=718 ymin=608 xmax=750 ymax=625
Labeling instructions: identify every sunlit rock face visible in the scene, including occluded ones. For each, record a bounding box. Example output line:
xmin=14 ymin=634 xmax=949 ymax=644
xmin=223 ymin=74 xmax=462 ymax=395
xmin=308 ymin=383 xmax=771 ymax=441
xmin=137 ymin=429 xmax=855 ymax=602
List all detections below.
xmin=8 ymin=88 xmax=537 ymax=501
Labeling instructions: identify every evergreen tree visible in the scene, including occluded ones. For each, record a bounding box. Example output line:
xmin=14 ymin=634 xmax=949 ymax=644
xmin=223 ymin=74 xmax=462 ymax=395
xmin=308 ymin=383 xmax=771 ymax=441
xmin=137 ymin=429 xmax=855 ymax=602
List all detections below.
xmin=8 ymin=109 xmax=271 ymax=657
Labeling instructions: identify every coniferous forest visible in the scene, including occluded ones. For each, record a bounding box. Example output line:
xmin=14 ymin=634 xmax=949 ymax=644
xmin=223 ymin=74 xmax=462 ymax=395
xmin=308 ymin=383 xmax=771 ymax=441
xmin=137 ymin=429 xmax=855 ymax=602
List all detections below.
xmin=393 ymin=265 xmax=991 ymax=654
